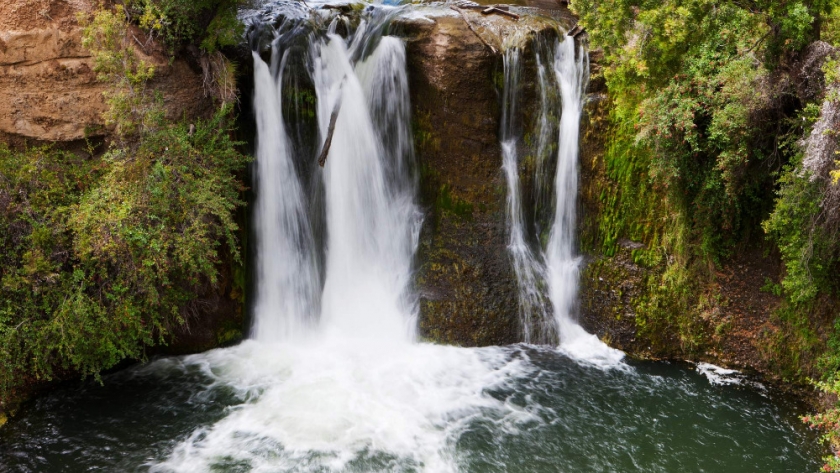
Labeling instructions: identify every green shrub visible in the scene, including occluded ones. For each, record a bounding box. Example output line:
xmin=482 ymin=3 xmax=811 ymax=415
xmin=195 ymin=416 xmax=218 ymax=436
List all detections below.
xmin=803 ymin=375 xmax=840 ymax=472
xmin=0 ymin=4 xmax=248 ymax=401
xmin=79 ymin=5 xmax=160 ymax=141
xmin=570 ymin=0 xmax=840 ymax=359
xmin=0 ymin=108 xmax=247 ymax=398
xmin=125 ymin=0 xmax=244 ymax=52
xmin=764 ymin=162 xmax=835 ymax=303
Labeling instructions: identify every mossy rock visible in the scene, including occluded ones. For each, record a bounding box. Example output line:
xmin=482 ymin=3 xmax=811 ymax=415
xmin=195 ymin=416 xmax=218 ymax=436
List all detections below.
xmin=400 ymin=13 xmax=572 ymax=346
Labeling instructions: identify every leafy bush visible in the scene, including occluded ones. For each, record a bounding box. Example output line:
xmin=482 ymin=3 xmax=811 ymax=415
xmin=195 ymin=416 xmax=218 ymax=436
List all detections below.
xmin=570 ymin=0 xmax=809 ymax=350
xmin=125 ymin=0 xmax=244 ymax=52
xmin=79 ymin=5 xmax=160 ymax=141
xmin=574 ymin=0 xmax=812 ymax=259
xmin=803 ymin=376 xmax=840 ymax=472
xmin=764 ymin=162 xmax=836 ymax=303
xmin=0 ymin=4 xmax=248 ymax=401
xmin=0 ymin=109 xmax=247 ymax=399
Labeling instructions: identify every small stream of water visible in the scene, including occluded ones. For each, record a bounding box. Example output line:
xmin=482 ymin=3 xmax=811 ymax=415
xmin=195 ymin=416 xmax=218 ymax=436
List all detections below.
xmin=500 ymin=37 xmax=622 ymax=364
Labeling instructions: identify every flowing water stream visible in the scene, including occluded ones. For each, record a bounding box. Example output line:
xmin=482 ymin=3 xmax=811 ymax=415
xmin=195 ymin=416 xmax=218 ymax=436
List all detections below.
xmin=0 ymin=3 xmax=824 ymax=472
xmin=501 ymin=37 xmax=623 ymax=364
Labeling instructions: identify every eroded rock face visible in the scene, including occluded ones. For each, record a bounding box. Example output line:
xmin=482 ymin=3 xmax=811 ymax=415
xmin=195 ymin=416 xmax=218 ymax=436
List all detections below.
xmin=0 ymin=0 xmax=212 ymax=144
xmin=401 ymin=10 xmax=571 ymax=346
xmin=403 ymin=14 xmax=517 ymax=346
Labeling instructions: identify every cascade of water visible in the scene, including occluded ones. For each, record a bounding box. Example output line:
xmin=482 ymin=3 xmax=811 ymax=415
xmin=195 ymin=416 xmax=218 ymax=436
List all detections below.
xmin=532 ymin=39 xmax=561 ymax=229
xmin=147 ymin=11 xmax=631 ymax=472
xmin=313 ymin=30 xmax=420 ymax=343
xmin=545 ymin=37 xmax=585 ymax=341
xmin=500 ymin=34 xmax=623 ymax=363
xmin=546 ymin=37 xmax=623 ymax=364
xmin=499 ymin=48 xmax=555 ymax=344
xmin=250 ymin=47 xmax=321 ymax=342
xmin=250 ymin=9 xmax=420 ymax=345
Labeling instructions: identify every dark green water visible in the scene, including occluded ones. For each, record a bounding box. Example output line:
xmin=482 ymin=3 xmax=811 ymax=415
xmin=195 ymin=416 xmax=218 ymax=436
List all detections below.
xmin=0 ymin=342 xmax=824 ymax=472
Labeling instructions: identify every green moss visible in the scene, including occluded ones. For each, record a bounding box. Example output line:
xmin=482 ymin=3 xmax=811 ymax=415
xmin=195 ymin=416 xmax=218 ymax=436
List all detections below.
xmin=435 ymin=184 xmax=474 ymax=219
xmin=216 ymin=327 xmax=243 ymax=346
xmin=492 ymin=70 xmax=505 ymax=92
xmin=413 ymin=111 xmax=440 ymax=153
xmin=282 ymin=87 xmax=317 ymax=120
xmin=416 ymin=205 xmax=518 ymax=346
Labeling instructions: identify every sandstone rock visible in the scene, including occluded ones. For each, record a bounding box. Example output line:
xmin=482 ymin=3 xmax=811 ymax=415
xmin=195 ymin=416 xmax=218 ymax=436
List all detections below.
xmin=0 ymin=0 xmax=213 ymax=144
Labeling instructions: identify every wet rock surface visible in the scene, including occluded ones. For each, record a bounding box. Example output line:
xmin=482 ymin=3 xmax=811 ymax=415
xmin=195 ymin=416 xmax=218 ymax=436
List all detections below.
xmin=403 ymin=14 xmax=519 ymax=345
xmin=401 ymin=10 xmax=573 ymax=346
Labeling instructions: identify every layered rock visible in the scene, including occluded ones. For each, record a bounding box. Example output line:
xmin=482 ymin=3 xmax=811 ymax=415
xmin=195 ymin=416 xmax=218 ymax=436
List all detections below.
xmin=0 ymin=0 xmax=212 ymax=144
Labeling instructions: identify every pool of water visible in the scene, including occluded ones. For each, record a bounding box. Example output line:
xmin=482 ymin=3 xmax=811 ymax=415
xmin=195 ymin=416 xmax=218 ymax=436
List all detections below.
xmin=0 ymin=341 xmax=823 ymax=472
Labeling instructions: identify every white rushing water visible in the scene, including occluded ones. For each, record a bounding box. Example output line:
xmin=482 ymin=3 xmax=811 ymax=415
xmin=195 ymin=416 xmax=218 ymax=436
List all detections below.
xmin=500 ymin=48 xmax=555 ymax=345
xmin=250 ymin=48 xmax=321 ymax=342
xmin=151 ymin=18 xmax=624 ymax=473
xmin=312 ymin=32 xmax=420 ymax=343
xmin=501 ymin=36 xmax=623 ymax=366
xmin=546 ymin=38 xmax=623 ymax=365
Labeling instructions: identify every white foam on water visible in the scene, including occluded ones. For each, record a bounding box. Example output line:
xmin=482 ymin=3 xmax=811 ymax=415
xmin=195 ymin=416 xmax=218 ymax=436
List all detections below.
xmin=695 ymin=362 xmax=744 ymax=386
xmin=148 ymin=340 xmax=537 ymax=473
xmin=555 ymin=320 xmax=627 ymax=370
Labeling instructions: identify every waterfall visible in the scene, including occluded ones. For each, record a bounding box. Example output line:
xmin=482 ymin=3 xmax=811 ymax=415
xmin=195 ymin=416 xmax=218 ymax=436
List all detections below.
xmin=313 ymin=33 xmax=420 ymax=342
xmin=545 ymin=37 xmax=623 ymax=363
xmin=146 ymin=9 xmax=629 ymax=471
xmin=250 ymin=48 xmax=320 ymax=342
xmin=502 ymin=36 xmax=623 ymax=364
xmin=500 ymin=48 xmax=555 ymax=344
xmin=250 ymin=9 xmax=420 ymax=345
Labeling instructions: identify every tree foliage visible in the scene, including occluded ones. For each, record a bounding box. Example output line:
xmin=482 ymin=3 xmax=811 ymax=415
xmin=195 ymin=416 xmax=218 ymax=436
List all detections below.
xmin=574 ymin=0 xmax=840 ymax=468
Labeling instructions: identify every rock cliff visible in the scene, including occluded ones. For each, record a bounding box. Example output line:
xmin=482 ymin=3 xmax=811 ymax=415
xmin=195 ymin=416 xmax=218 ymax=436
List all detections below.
xmin=0 ymin=0 xmax=212 ymax=144
xmin=400 ymin=9 xmax=574 ymax=345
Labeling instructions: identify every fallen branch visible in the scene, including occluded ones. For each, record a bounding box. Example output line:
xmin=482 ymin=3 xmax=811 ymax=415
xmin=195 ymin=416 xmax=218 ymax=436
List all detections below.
xmin=132 ymin=33 xmax=148 ymax=52
xmin=481 ymin=6 xmax=519 ymax=20
xmin=317 ymin=76 xmax=347 ymax=167
xmin=318 ymin=99 xmax=341 ymax=167
xmin=451 ymin=7 xmax=497 ymax=54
